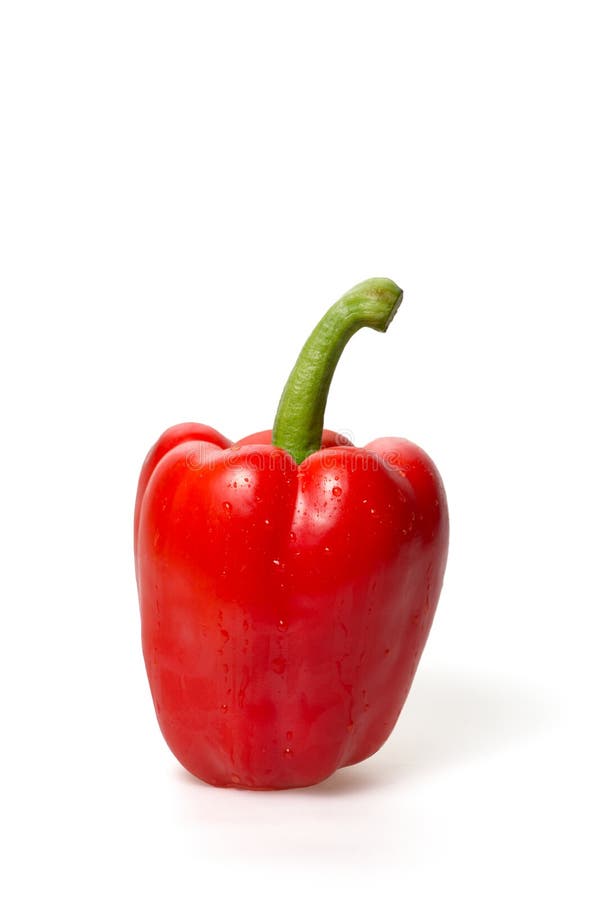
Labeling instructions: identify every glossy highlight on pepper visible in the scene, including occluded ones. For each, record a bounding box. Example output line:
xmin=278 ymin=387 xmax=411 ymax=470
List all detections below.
xmin=134 ymin=278 xmax=449 ymax=789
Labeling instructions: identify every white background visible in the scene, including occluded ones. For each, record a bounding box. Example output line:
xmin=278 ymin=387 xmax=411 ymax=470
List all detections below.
xmin=1 ymin=1 xmax=595 ymax=897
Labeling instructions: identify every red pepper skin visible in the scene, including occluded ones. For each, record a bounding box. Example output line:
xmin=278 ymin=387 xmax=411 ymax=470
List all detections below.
xmin=135 ymin=424 xmax=448 ymax=789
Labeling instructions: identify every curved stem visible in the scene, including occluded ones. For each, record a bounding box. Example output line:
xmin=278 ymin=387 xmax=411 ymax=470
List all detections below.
xmin=272 ymin=277 xmax=403 ymax=464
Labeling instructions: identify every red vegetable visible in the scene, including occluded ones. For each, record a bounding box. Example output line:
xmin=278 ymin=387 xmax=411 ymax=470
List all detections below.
xmin=135 ymin=278 xmax=448 ymax=789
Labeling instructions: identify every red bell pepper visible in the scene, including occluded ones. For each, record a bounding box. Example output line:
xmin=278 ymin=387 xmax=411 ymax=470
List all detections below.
xmin=135 ymin=278 xmax=448 ymax=789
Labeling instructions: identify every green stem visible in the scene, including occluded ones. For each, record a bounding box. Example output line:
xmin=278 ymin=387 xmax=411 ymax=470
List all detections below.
xmin=272 ymin=277 xmax=403 ymax=464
